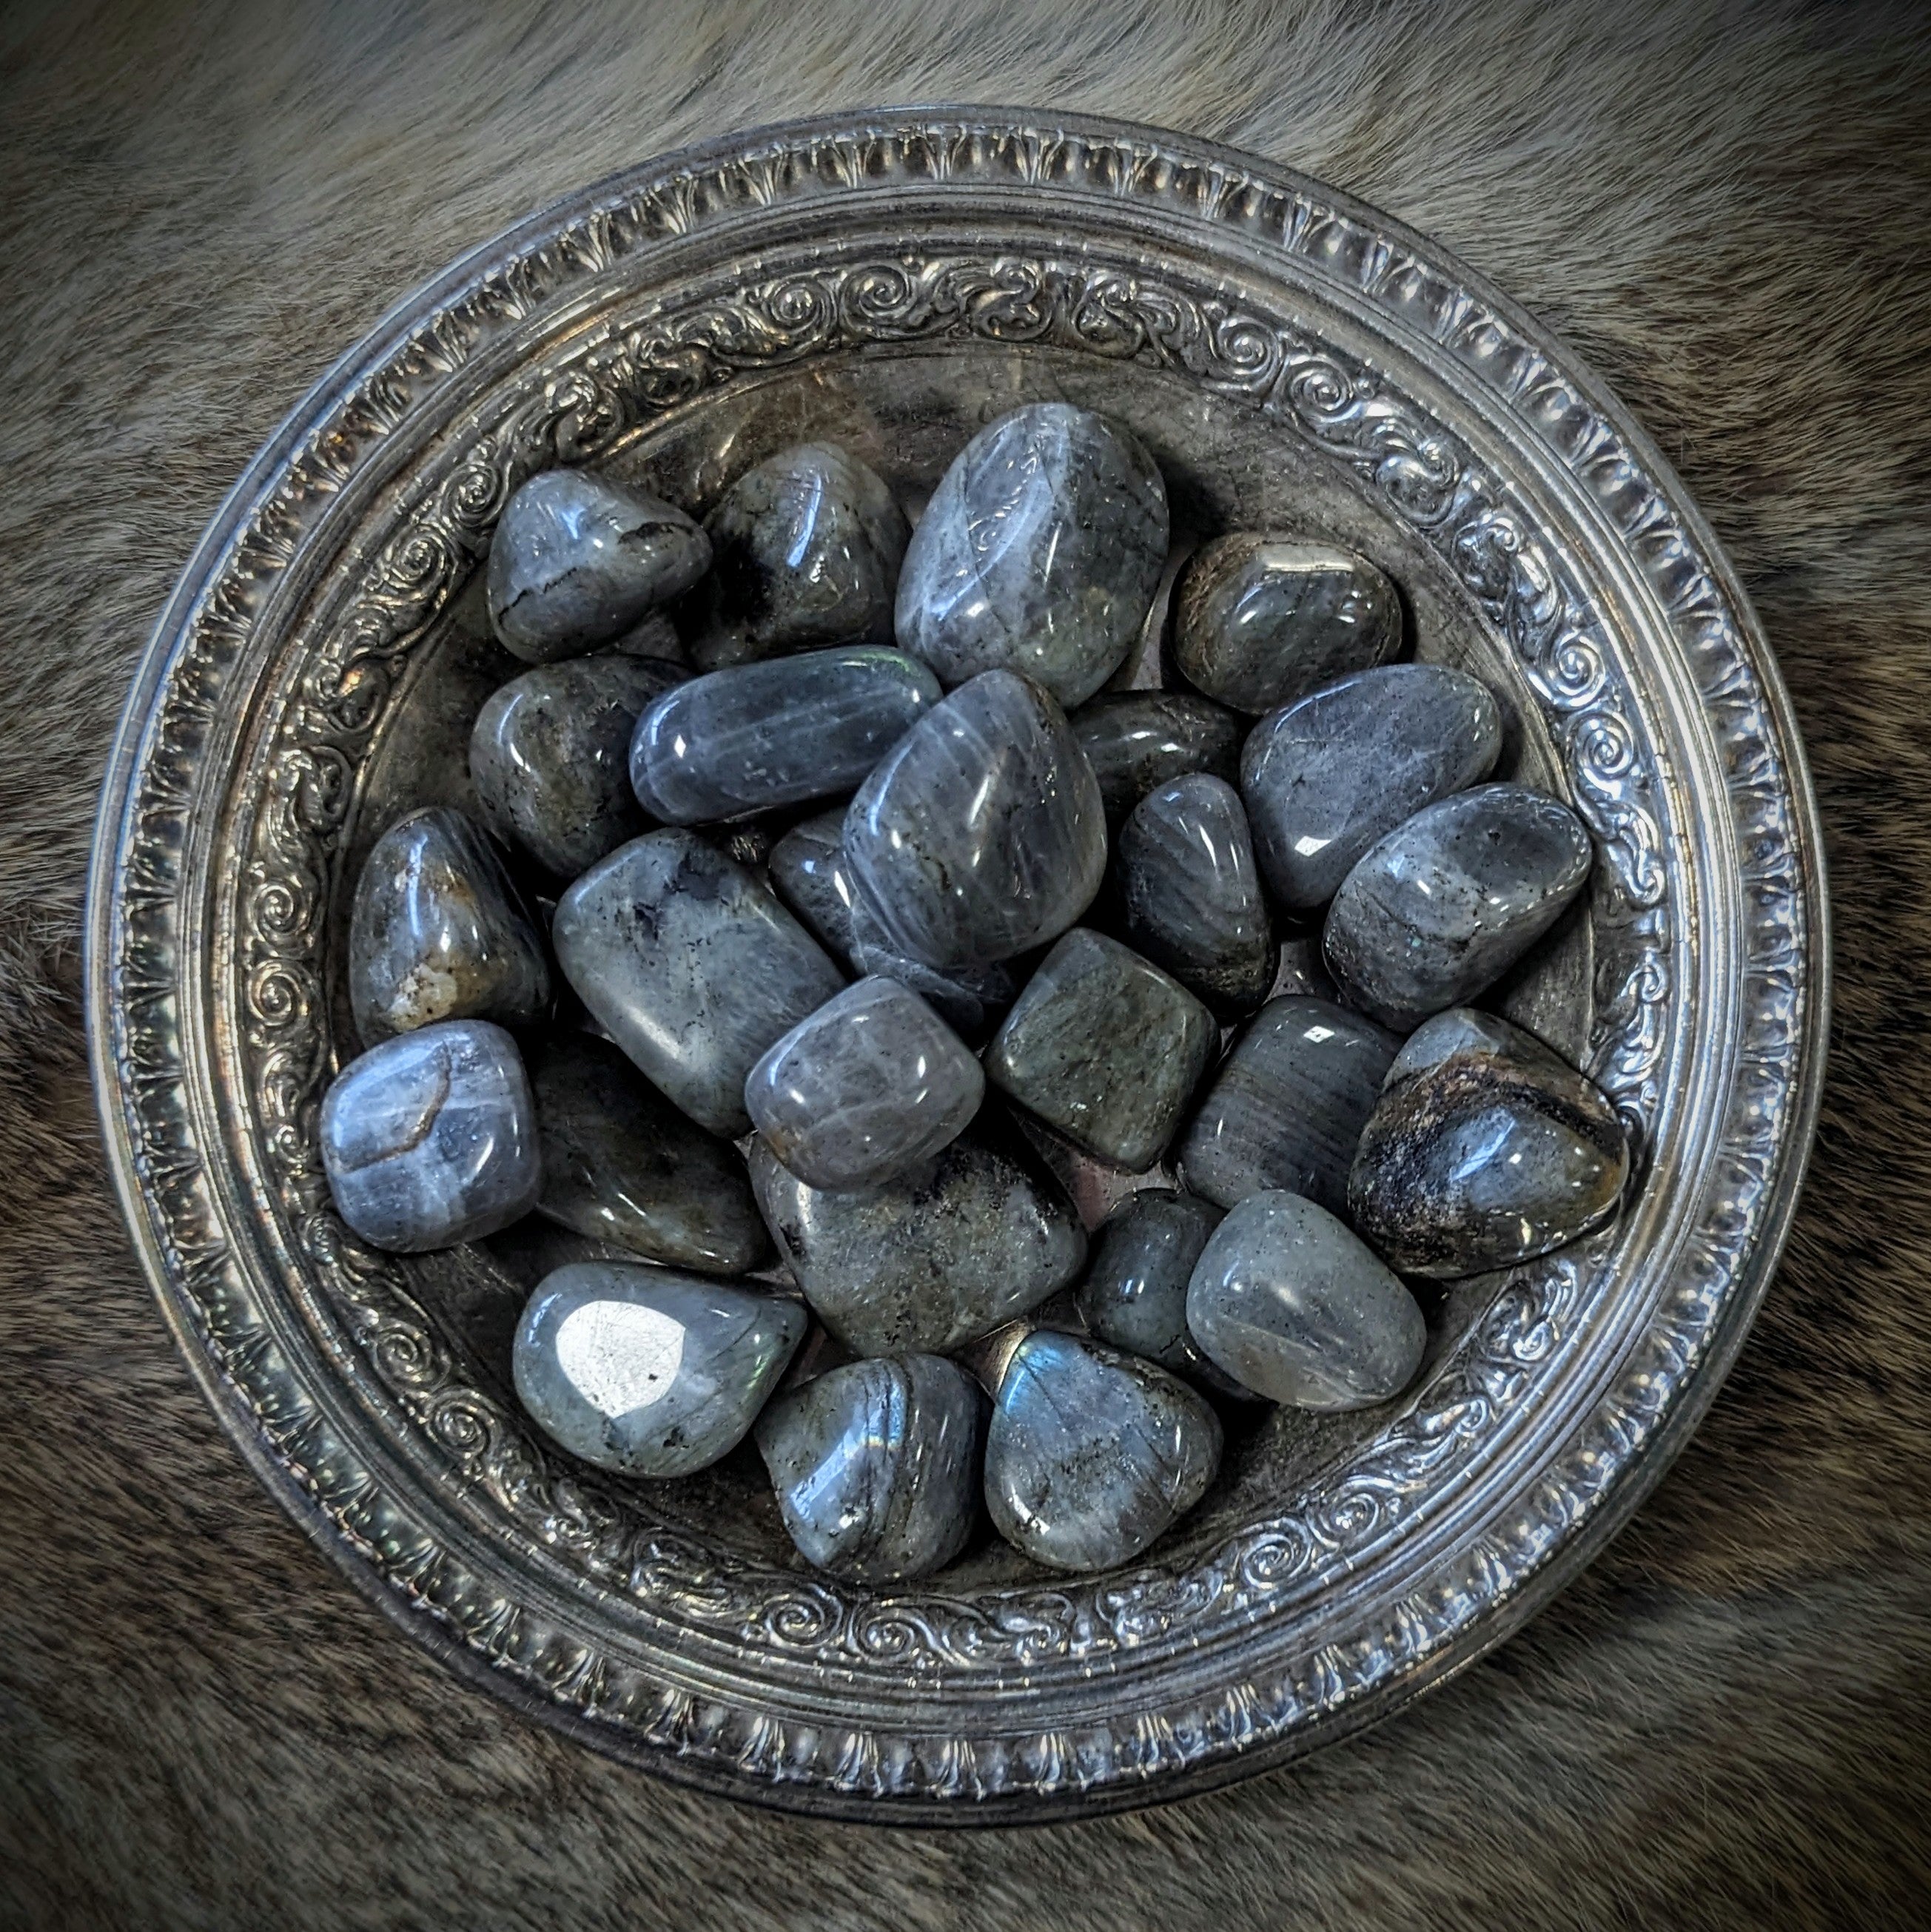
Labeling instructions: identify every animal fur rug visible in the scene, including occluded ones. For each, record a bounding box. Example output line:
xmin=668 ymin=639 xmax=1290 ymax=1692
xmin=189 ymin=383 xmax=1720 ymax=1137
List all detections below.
xmin=3 ymin=1 xmax=1929 ymax=1926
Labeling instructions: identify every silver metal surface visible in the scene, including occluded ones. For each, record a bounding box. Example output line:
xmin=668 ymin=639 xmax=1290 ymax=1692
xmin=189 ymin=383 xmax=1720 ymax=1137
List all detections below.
xmin=87 ymin=109 xmax=1828 ymax=1821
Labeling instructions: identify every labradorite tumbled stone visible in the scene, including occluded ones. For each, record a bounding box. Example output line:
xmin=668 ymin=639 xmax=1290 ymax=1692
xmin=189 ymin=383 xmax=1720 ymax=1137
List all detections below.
xmin=628 ymin=647 xmax=940 ymax=824
xmin=552 ymin=829 xmax=844 ymax=1137
xmin=527 ymin=1029 xmax=767 ymax=1275
xmin=1070 ymin=690 xmax=1245 ymax=824
xmin=348 ymin=807 xmax=551 ymax=1046
xmin=320 ymin=1020 xmax=541 ymax=1253
xmin=842 ymin=669 xmax=1106 ymax=971
xmin=756 ymin=1354 xmax=984 ymax=1581
xmin=895 ymin=403 xmax=1169 ymax=707
xmin=1186 ymin=1191 xmax=1427 ymax=1409
xmin=486 ymin=468 xmax=711 ymax=662
xmin=469 ymin=653 xmax=686 ymax=878
xmin=512 ymin=1262 xmax=805 ymax=1477
xmin=1172 ymin=534 xmax=1403 ymax=714
xmin=766 ymin=810 xmax=859 ymax=967
xmin=1349 ymin=1008 xmax=1629 ymax=1277
xmin=985 ymin=929 xmax=1218 ymax=1172
xmin=1175 ymin=996 xmax=1400 ymax=1214
xmin=1324 ymin=782 xmax=1594 ymax=1031
xmin=748 ymin=1128 xmax=1086 ymax=1356
xmin=1240 ymin=663 xmax=1504 ymax=909
xmin=984 ymin=1330 xmax=1221 ymax=1572
xmin=847 ymin=897 xmax=1020 ymax=1046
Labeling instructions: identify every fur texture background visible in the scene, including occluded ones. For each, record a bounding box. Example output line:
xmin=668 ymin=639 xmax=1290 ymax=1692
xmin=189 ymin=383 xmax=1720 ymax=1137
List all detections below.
xmin=4 ymin=1 xmax=1930 ymax=1925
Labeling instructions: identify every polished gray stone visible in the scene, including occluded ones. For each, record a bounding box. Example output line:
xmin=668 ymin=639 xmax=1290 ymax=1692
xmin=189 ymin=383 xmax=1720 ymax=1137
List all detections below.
xmin=896 ymin=403 xmax=1169 ymax=707
xmin=1173 ymin=535 xmax=1403 ymax=713
xmin=512 ymin=1262 xmax=805 ymax=1477
xmin=1070 ymin=690 xmax=1244 ymax=825
xmin=748 ymin=1127 xmax=1086 ymax=1356
xmin=745 ymin=976 xmax=984 ymax=1191
xmin=1349 ymin=1008 xmax=1630 ymax=1277
xmin=552 ymin=829 xmax=844 ymax=1136
xmin=469 ymin=653 xmax=685 ymax=878
xmin=1175 ymin=996 xmax=1400 ymax=1214
xmin=984 ymin=1330 xmax=1221 ymax=1572
xmin=1117 ymin=773 xmax=1275 ymax=1015
xmin=486 ymin=468 xmax=711 ymax=662
xmin=985 ymin=929 xmax=1218 ymax=1171
xmin=320 ymin=1020 xmax=541 ymax=1253
xmin=628 ymin=646 xmax=939 ymax=824
xmin=528 ymin=1029 xmax=768 ymax=1275
xmin=756 ymin=1354 xmax=984 ymax=1580
xmin=608 ymin=609 xmax=685 ymax=661
xmin=1324 ymin=782 xmax=1594 ymax=1030
xmin=1241 ymin=663 xmax=1504 ymax=908
xmin=843 ymin=669 xmax=1106 ymax=970
xmin=348 ymin=807 xmax=551 ymax=1046
xmin=766 ymin=810 xmax=859 ymax=968
xmin=692 ymin=442 xmax=910 ymax=669
xmin=1186 ymin=1191 xmax=1426 ymax=1409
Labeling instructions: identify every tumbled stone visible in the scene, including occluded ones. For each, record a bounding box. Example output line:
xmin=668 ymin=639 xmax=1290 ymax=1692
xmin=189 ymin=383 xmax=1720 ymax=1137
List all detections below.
xmin=1324 ymin=783 xmax=1593 ymax=1031
xmin=1349 ymin=1008 xmax=1629 ymax=1277
xmin=1173 ymin=534 xmax=1403 ymax=713
xmin=756 ymin=1354 xmax=984 ymax=1580
xmin=1117 ymin=774 xmax=1275 ymax=1015
xmin=1241 ymin=663 xmax=1504 ymax=908
xmin=692 ymin=442 xmax=910 ymax=669
xmin=767 ymin=810 xmax=859 ymax=966
xmin=896 ymin=403 xmax=1169 ymax=707
xmin=629 ymin=647 xmax=939 ymax=824
xmin=847 ymin=897 xmax=1019 ymax=1045
xmin=528 ymin=1030 xmax=767 ymax=1275
xmin=486 ymin=468 xmax=711 ymax=661
xmin=552 ymin=829 xmax=844 ymax=1136
xmin=1186 ymin=1191 xmax=1426 ymax=1409
xmin=1070 ymin=690 xmax=1245 ymax=824
xmin=984 ymin=1330 xmax=1220 ymax=1572
xmin=843 ymin=670 xmax=1105 ymax=970
xmin=1175 ymin=997 xmax=1400 ymax=1214
xmin=469 ymin=653 xmax=685 ymax=878
xmin=748 ymin=1127 xmax=1086 ymax=1356
xmin=348 ymin=807 xmax=551 ymax=1046
xmin=745 ymin=977 xmax=984 ymax=1191
xmin=320 ymin=1020 xmax=541 ymax=1252
xmin=513 ymin=1262 xmax=805 ymax=1477
xmin=608 ymin=609 xmax=685 ymax=661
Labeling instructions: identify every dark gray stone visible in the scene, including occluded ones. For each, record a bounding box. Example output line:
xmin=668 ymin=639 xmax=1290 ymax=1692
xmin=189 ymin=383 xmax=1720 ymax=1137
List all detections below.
xmin=1324 ymin=782 xmax=1594 ymax=1031
xmin=608 ymin=610 xmax=685 ymax=662
xmin=984 ymin=1330 xmax=1221 ymax=1572
xmin=1172 ymin=534 xmax=1403 ymax=713
xmin=847 ymin=897 xmax=1019 ymax=1046
xmin=551 ymin=829 xmax=845 ymax=1136
xmin=1186 ymin=1191 xmax=1427 ymax=1409
xmin=1349 ymin=1008 xmax=1630 ymax=1277
xmin=756 ymin=1354 xmax=984 ymax=1581
xmin=767 ymin=809 xmax=859 ymax=966
xmin=320 ymin=1020 xmax=541 ymax=1253
xmin=895 ymin=403 xmax=1169 ymax=707
xmin=842 ymin=670 xmax=1106 ymax=970
xmin=1175 ymin=996 xmax=1400 ymax=1214
xmin=348 ymin=807 xmax=551 ymax=1047
xmin=512 ymin=1262 xmax=805 ymax=1477
xmin=628 ymin=646 xmax=939 ymax=824
xmin=1241 ymin=663 xmax=1504 ymax=908
xmin=1069 ymin=690 xmax=1245 ymax=825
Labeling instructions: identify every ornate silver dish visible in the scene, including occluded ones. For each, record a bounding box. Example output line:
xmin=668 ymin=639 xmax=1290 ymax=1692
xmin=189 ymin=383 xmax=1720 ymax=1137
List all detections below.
xmin=87 ymin=110 xmax=1827 ymax=1821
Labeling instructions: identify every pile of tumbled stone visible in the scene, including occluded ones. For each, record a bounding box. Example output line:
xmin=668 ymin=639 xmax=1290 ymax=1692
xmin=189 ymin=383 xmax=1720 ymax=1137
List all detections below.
xmin=318 ymin=403 xmax=1631 ymax=1584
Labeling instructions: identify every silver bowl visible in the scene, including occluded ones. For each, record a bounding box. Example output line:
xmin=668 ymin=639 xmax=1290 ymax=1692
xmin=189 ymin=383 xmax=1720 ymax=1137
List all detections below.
xmin=87 ymin=110 xmax=1827 ymax=1821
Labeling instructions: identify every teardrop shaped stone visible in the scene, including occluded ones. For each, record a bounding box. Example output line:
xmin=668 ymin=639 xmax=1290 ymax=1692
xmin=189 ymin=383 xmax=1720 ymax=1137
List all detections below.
xmin=896 ymin=403 xmax=1169 ymax=707
xmin=1186 ymin=1191 xmax=1426 ymax=1409
xmin=842 ymin=669 xmax=1106 ymax=970
xmin=486 ymin=469 xmax=711 ymax=662
xmin=1324 ymin=783 xmax=1594 ymax=1031
xmin=984 ymin=1330 xmax=1221 ymax=1572
xmin=756 ymin=1354 xmax=984 ymax=1580
xmin=767 ymin=810 xmax=859 ymax=968
xmin=1241 ymin=663 xmax=1503 ymax=908
xmin=552 ymin=829 xmax=844 ymax=1136
xmin=1117 ymin=773 xmax=1275 ymax=1015
xmin=1349 ymin=1008 xmax=1629 ymax=1277
xmin=349 ymin=807 xmax=551 ymax=1046
xmin=512 ymin=1262 xmax=805 ymax=1477
xmin=1173 ymin=535 xmax=1402 ymax=713
xmin=1070 ymin=690 xmax=1244 ymax=824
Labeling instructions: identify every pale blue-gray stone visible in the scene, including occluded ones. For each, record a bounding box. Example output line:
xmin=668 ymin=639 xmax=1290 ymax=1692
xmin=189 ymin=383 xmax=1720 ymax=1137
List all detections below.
xmin=1070 ymin=690 xmax=1244 ymax=824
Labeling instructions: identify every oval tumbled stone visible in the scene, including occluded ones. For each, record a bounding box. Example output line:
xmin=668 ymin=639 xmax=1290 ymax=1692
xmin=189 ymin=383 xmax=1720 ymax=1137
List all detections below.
xmin=1070 ymin=689 xmax=1244 ymax=824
